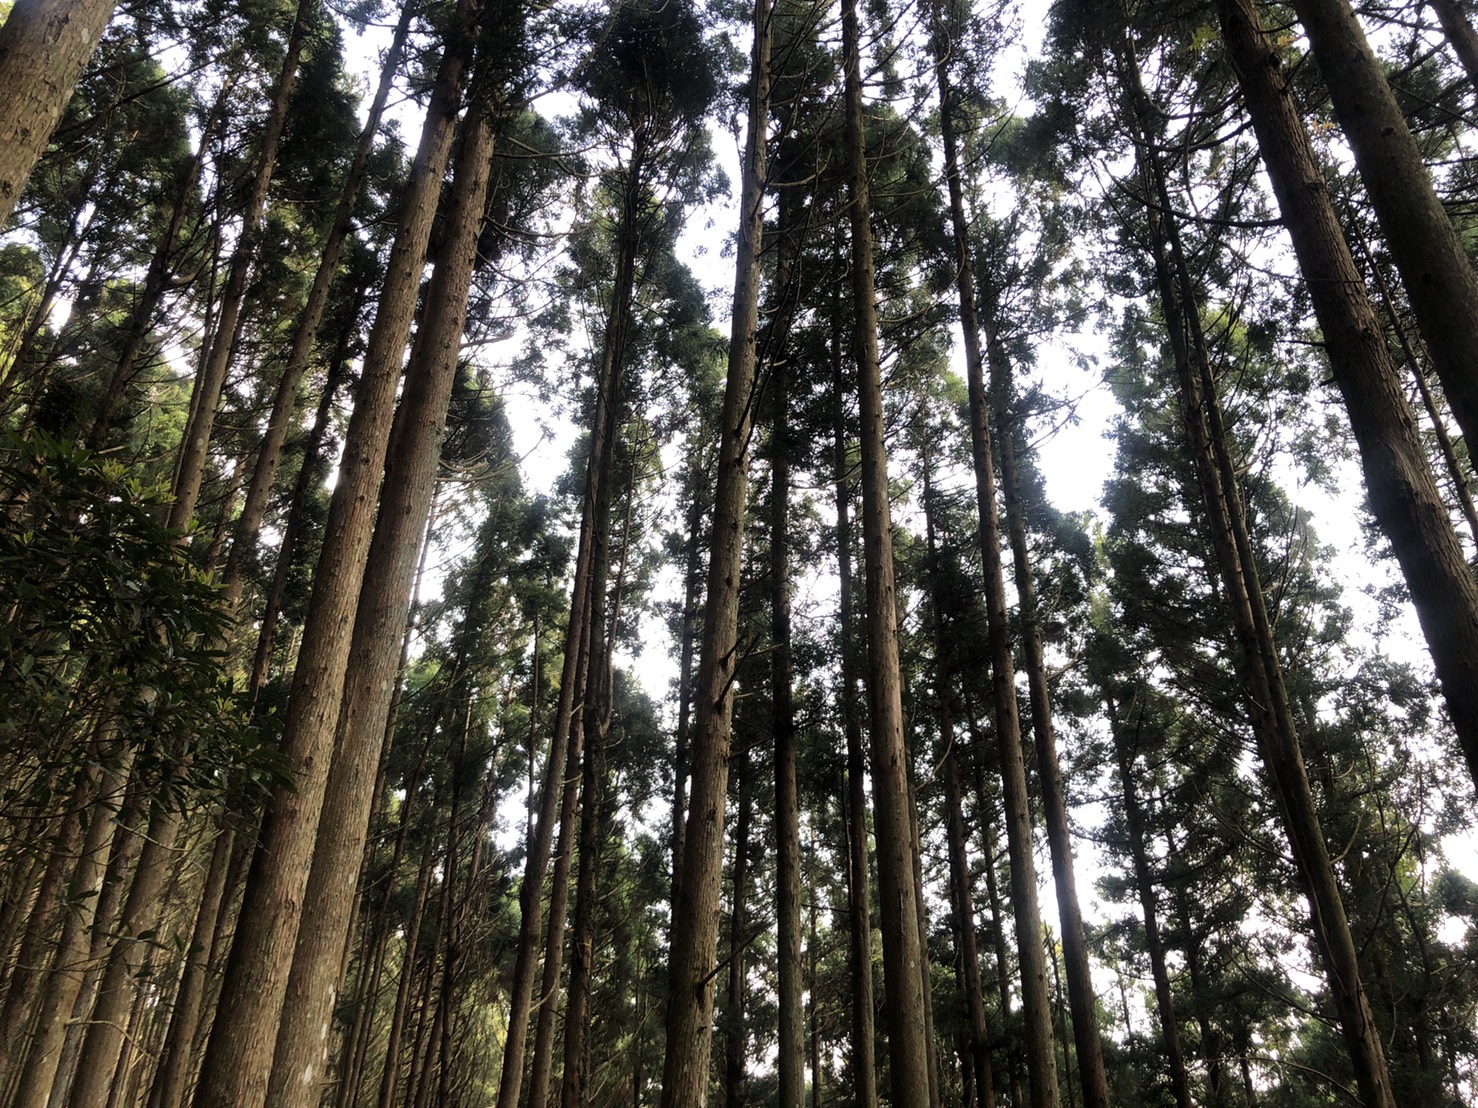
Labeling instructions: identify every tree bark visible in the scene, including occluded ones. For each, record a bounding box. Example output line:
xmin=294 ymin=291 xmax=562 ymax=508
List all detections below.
xmin=936 ymin=14 xmax=1060 ymax=1105
xmin=1101 ymin=694 xmax=1194 ymax=1108
xmin=832 ymin=323 xmax=879 ymax=1108
xmin=0 ymin=0 xmax=117 ymax=228
xmin=1122 ymin=29 xmax=1399 ymax=1107
xmin=771 ymin=338 xmax=805 ymax=1108
xmin=657 ymin=0 xmax=770 ymax=1100
xmin=1286 ymin=0 xmax=1478 ymax=453
xmin=263 ymin=94 xmax=498 ymax=1108
xmin=841 ymin=0 xmax=934 ymax=1098
xmin=189 ymin=8 xmax=479 ymax=1102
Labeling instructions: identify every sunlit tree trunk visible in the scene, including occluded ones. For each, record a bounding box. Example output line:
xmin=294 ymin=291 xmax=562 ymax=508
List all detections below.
xmin=190 ymin=7 xmax=480 ymax=1100
xmin=0 ymin=0 xmax=117 ymax=228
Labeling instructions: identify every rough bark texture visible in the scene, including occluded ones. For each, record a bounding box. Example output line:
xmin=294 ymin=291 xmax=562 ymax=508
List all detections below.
xmin=657 ymin=0 xmax=769 ymax=1099
xmin=1220 ymin=0 xmax=1478 ymax=851
xmin=937 ymin=14 xmax=1060 ymax=1104
xmin=1126 ymin=26 xmax=1399 ymax=1106
xmin=1286 ymin=0 xmax=1478 ymax=453
xmin=0 ymin=0 xmax=117 ymax=227
xmin=841 ymin=0 xmax=933 ymax=1100
xmin=188 ymin=11 xmax=476 ymax=1102
xmin=263 ymin=101 xmax=497 ymax=1108
xmin=219 ymin=0 xmax=416 ymax=613
xmin=1429 ymin=0 xmax=1478 ymax=84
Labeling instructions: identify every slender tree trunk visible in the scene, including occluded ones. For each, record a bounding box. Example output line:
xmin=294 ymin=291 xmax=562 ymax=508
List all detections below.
xmin=832 ymin=303 xmax=879 ymax=1108
xmin=937 ymin=15 xmax=1059 ymax=1104
xmin=147 ymin=824 xmax=235 ymax=1108
xmin=772 ymin=347 xmax=805 ymax=1108
xmin=1101 ymin=694 xmax=1193 ymax=1108
xmin=496 ymin=113 xmax=641 ymax=1108
xmin=167 ymin=0 xmax=313 ymax=534
xmin=559 ymin=455 xmax=632 ymax=1108
xmin=658 ymin=0 xmax=771 ymax=1099
xmin=1122 ymin=34 xmax=1399 ymax=1108
xmin=986 ymin=328 xmax=1110 ymax=1108
xmin=0 ymin=0 xmax=117 ymax=228
xmin=723 ymin=747 xmax=753 ymax=1108
xmin=219 ymin=0 xmax=417 ymax=612
xmin=923 ymin=476 xmax=995 ymax=1108
xmin=670 ymin=475 xmax=706 ymax=911
xmin=190 ymin=8 xmax=480 ymax=1101
xmin=841 ymin=0 xmax=933 ymax=1097
xmin=1227 ymin=6 xmax=1465 ymax=1092
xmin=1428 ymin=0 xmax=1478 ymax=83
xmin=9 ymin=767 xmax=119 ymax=1108
xmin=375 ymin=811 xmax=438 ymax=1108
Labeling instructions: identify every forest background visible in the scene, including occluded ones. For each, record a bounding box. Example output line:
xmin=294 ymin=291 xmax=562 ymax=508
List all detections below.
xmin=1 ymin=0 xmax=1477 ymax=1106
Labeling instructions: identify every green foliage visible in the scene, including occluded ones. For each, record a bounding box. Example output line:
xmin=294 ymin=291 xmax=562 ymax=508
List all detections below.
xmin=0 ymin=433 xmax=268 ymax=820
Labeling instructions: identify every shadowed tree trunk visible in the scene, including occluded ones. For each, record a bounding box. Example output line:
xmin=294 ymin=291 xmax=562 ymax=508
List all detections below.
xmin=841 ymin=0 xmax=933 ymax=1098
xmin=658 ymin=0 xmax=771 ymax=1099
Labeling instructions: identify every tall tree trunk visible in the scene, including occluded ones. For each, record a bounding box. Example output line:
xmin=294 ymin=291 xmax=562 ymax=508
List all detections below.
xmin=935 ymin=14 xmax=1059 ymax=1105
xmin=0 ymin=0 xmax=117 ymax=228
xmin=841 ymin=0 xmax=933 ymax=1098
xmin=986 ymin=328 xmax=1110 ymax=1108
xmin=499 ymin=120 xmax=643 ymax=1108
xmin=722 ymin=746 xmax=753 ymax=1108
xmin=1285 ymin=0 xmax=1478 ymax=453
xmin=658 ymin=0 xmax=771 ymax=1099
xmin=190 ymin=8 xmax=480 ymax=1101
xmin=167 ymin=0 xmax=313 ymax=534
xmin=1428 ymin=0 xmax=1478 ymax=84
xmin=559 ymin=454 xmax=632 ymax=1108
xmin=219 ymin=0 xmax=418 ymax=613
xmin=264 ymin=94 xmax=499 ymax=1108
xmin=1221 ymin=0 xmax=1478 ymax=1087
xmin=147 ymin=824 xmax=235 ymax=1108
xmin=1121 ymin=35 xmax=1399 ymax=1108
xmin=832 ymin=297 xmax=879 ymax=1108
xmin=8 ymin=764 xmax=120 ymax=1108
xmin=1101 ymin=694 xmax=1193 ymax=1108
xmin=922 ymin=474 xmax=996 ymax=1108
xmin=772 ymin=344 xmax=805 ymax=1108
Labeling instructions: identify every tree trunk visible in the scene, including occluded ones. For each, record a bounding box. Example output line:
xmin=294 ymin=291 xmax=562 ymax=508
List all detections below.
xmin=841 ymin=0 xmax=933 ymax=1097
xmin=498 ymin=117 xmax=644 ymax=1108
xmin=1121 ymin=32 xmax=1399 ymax=1108
xmin=218 ymin=0 xmax=417 ymax=612
xmin=657 ymin=0 xmax=770 ymax=1099
xmin=166 ymin=0 xmax=313 ymax=534
xmin=937 ymin=15 xmax=1059 ymax=1104
xmin=833 ymin=330 xmax=879 ymax=1108
xmin=923 ymin=474 xmax=996 ymax=1108
xmin=0 ymin=0 xmax=117 ymax=228
xmin=264 ymin=94 xmax=498 ymax=1108
xmin=722 ymin=746 xmax=753 ymax=1108
xmin=1428 ymin=0 xmax=1478 ymax=84
xmin=986 ymin=328 xmax=1110 ymax=1108
xmin=1285 ymin=0 xmax=1478 ymax=453
xmin=147 ymin=825 xmax=235 ymax=1108
xmin=1101 ymin=695 xmax=1193 ymax=1108
xmin=189 ymin=7 xmax=479 ymax=1101
xmin=772 ymin=340 xmax=805 ymax=1108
